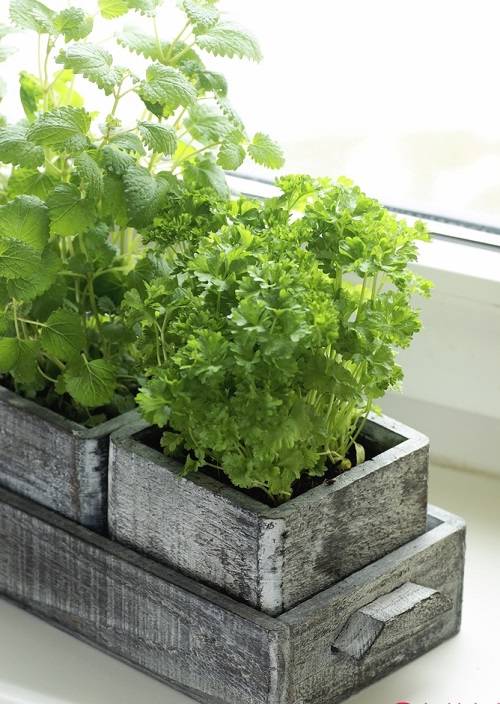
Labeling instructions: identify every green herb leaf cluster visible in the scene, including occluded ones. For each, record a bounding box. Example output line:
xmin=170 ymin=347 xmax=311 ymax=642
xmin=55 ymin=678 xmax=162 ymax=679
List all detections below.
xmin=125 ymin=176 xmax=432 ymax=503
xmin=0 ymin=0 xmax=282 ymax=424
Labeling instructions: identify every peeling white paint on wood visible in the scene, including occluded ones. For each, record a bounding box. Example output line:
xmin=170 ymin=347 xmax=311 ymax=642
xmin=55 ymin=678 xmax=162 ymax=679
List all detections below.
xmin=0 ymin=488 xmax=465 ymax=704
xmin=0 ymin=386 xmax=136 ymax=532
xmin=108 ymin=414 xmax=430 ymax=614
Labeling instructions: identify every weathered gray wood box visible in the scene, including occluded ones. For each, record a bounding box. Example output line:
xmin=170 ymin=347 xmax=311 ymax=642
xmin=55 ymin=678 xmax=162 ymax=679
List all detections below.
xmin=0 ymin=385 xmax=134 ymax=533
xmin=0 ymin=486 xmax=465 ymax=704
xmin=108 ymin=413 xmax=429 ymax=615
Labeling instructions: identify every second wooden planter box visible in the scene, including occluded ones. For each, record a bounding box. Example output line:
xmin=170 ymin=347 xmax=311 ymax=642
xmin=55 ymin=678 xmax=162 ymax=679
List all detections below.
xmin=108 ymin=413 xmax=429 ymax=615
xmin=0 ymin=385 xmax=134 ymax=533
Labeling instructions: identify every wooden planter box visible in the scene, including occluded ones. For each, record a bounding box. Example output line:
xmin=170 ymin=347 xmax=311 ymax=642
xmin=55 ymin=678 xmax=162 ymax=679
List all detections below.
xmin=108 ymin=413 xmax=429 ymax=615
xmin=0 ymin=385 xmax=134 ymax=533
xmin=0 ymin=485 xmax=465 ymax=704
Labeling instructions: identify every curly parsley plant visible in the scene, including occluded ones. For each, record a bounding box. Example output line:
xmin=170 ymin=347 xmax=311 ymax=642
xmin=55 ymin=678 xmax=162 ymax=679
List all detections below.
xmin=124 ymin=175 xmax=432 ymax=503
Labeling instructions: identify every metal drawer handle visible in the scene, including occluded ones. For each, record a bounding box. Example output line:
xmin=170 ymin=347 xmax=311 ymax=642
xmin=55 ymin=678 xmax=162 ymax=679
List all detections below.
xmin=331 ymin=582 xmax=453 ymax=662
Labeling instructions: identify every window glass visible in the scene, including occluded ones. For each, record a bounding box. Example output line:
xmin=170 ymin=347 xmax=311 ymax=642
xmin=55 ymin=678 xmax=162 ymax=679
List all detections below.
xmin=1 ymin=1 xmax=500 ymax=226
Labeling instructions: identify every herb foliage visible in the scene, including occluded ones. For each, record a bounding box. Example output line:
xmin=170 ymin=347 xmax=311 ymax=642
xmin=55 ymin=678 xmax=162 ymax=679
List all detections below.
xmin=125 ymin=175 xmax=432 ymax=503
xmin=0 ymin=0 xmax=283 ymax=424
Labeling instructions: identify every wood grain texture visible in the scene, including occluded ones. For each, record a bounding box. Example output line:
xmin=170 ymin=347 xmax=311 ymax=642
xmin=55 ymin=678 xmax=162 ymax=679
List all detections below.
xmin=0 ymin=487 xmax=465 ymax=704
xmin=0 ymin=386 xmax=135 ymax=532
xmin=279 ymin=506 xmax=466 ymax=704
xmin=108 ymin=414 xmax=429 ymax=614
xmin=0 ymin=486 xmax=289 ymax=704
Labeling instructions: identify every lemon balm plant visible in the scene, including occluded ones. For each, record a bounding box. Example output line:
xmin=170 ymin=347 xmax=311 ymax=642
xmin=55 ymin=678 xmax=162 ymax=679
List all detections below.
xmin=124 ymin=175 xmax=432 ymax=504
xmin=0 ymin=0 xmax=283 ymax=424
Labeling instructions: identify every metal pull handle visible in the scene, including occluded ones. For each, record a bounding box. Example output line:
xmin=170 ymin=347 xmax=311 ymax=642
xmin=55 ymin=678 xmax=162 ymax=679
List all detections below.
xmin=331 ymin=582 xmax=453 ymax=662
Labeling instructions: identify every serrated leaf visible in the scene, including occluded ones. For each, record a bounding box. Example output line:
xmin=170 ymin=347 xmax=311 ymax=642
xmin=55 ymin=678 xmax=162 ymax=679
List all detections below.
xmin=215 ymin=95 xmax=244 ymax=129
xmin=9 ymin=0 xmax=56 ymax=34
xmin=98 ymin=144 xmax=136 ymax=176
xmin=123 ymin=0 xmax=163 ymax=17
xmin=26 ymin=106 xmax=91 ymax=154
xmin=7 ymin=168 xmax=60 ymax=200
xmin=56 ymin=44 xmax=125 ymax=96
xmin=122 ymin=164 xmax=173 ymax=228
xmin=8 ymin=338 xmax=39 ymax=383
xmin=64 ymin=356 xmax=117 ymax=407
xmin=108 ymin=131 xmax=145 ymax=154
xmin=98 ymin=0 xmax=129 ymax=19
xmin=0 ymin=238 xmax=41 ymax=279
xmin=47 ymin=183 xmax=97 ymax=236
xmin=182 ymin=0 xmax=219 ymax=34
xmin=53 ymin=8 xmax=93 ymax=42
xmin=183 ymin=154 xmax=229 ymax=197
xmin=138 ymin=63 xmax=197 ymax=113
xmin=74 ymin=152 xmax=104 ymax=203
xmin=40 ymin=307 xmax=86 ymax=361
xmin=217 ymin=137 xmax=245 ymax=171
xmin=0 ymin=125 xmax=44 ymax=167
xmin=82 ymin=222 xmax=116 ymax=267
xmin=183 ymin=63 xmax=227 ymax=96
xmin=7 ymin=247 xmax=61 ymax=302
xmin=101 ymin=172 xmax=128 ymax=228
xmin=196 ymin=22 xmax=263 ymax=62
xmin=137 ymin=121 xmax=177 ymax=156
xmin=0 ymin=337 xmax=19 ymax=372
xmin=0 ymin=195 xmax=49 ymax=251
xmin=184 ymin=103 xmax=234 ymax=145
xmin=247 ymin=133 xmax=285 ymax=169
xmin=116 ymin=24 xmax=169 ymax=61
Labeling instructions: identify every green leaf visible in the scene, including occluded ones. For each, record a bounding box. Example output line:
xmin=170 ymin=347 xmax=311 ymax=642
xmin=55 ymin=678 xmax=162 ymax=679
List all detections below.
xmin=47 ymin=183 xmax=97 ymax=236
xmin=64 ymin=356 xmax=117 ymax=407
xmin=123 ymin=0 xmax=163 ymax=17
xmin=181 ymin=0 xmax=219 ymax=34
xmin=183 ymin=154 xmax=229 ymax=197
xmin=26 ymin=106 xmax=91 ymax=154
xmin=116 ymin=25 xmax=169 ymax=61
xmin=98 ymin=144 xmax=136 ymax=176
xmin=19 ymin=71 xmax=43 ymax=123
xmin=247 ymin=133 xmax=285 ymax=169
xmin=74 ymin=152 xmax=104 ymax=203
xmin=108 ymin=131 xmax=145 ymax=154
xmin=0 ymin=45 xmax=17 ymax=62
xmin=184 ymin=103 xmax=234 ymax=145
xmin=101 ymin=172 xmax=128 ymax=228
xmin=98 ymin=0 xmax=129 ymax=20
xmin=56 ymin=44 xmax=125 ymax=97
xmin=138 ymin=63 xmax=197 ymax=113
xmin=0 ymin=337 xmax=20 ymax=372
xmin=9 ymin=339 xmax=39 ymax=383
xmin=196 ymin=22 xmax=263 ymax=62
xmin=182 ymin=63 xmax=228 ymax=96
xmin=7 ymin=247 xmax=61 ymax=302
xmin=217 ymin=135 xmax=245 ymax=171
xmin=53 ymin=8 xmax=93 ymax=42
xmin=9 ymin=0 xmax=56 ymax=34
xmin=0 ymin=195 xmax=49 ymax=251
xmin=122 ymin=164 xmax=173 ymax=228
xmin=40 ymin=308 xmax=86 ymax=361
xmin=137 ymin=121 xmax=177 ymax=156
xmin=0 ymin=237 xmax=41 ymax=279
xmin=0 ymin=125 xmax=44 ymax=168
xmin=7 ymin=168 xmax=60 ymax=200
xmin=82 ymin=222 xmax=116 ymax=268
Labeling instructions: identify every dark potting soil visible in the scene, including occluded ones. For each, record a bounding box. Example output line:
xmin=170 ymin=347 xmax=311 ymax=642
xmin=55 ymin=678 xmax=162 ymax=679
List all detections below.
xmin=136 ymin=425 xmax=380 ymax=507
